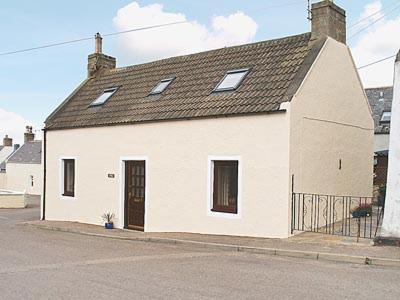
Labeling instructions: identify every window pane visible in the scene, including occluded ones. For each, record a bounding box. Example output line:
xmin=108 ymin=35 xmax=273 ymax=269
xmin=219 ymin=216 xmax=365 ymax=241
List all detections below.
xmin=64 ymin=159 xmax=75 ymax=196
xmin=381 ymin=111 xmax=391 ymax=122
xmin=213 ymin=161 xmax=238 ymax=213
xmin=150 ymin=78 xmax=174 ymax=95
xmin=214 ymin=70 xmax=248 ymax=91
xmin=90 ymin=88 xmax=118 ymax=106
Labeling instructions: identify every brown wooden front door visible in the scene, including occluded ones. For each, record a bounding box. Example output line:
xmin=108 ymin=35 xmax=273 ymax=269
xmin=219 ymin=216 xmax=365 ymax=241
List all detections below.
xmin=125 ymin=161 xmax=145 ymax=231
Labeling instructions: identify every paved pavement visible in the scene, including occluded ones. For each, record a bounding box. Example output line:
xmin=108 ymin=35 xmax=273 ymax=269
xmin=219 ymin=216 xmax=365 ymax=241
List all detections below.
xmin=26 ymin=220 xmax=400 ymax=263
xmin=1 ymin=202 xmax=400 ymax=299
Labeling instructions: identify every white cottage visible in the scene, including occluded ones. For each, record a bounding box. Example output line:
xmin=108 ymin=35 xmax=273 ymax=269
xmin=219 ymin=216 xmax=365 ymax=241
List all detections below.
xmin=0 ymin=128 xmax=42 ymax=195
xmin=42 ymin=1 xmax=374 ymax=238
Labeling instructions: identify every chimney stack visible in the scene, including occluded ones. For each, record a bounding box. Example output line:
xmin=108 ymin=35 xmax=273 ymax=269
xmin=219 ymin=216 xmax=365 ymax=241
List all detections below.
xmin=3 ymin=135 xmax=12 ymax=147
xmin=311 ymin=0 xmax=346 ymax=44
xmin=24 ymin=126 xmax=35 ymax=143
xmin=87 ymin=32 xmax=116 ymax=78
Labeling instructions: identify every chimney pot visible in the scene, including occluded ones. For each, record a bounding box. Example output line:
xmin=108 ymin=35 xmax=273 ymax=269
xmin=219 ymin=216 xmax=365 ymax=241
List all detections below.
xmin=311 ymin=0 xmax=346 ymax=44
xmin=95 ymin=32 xmax=102 ymax=54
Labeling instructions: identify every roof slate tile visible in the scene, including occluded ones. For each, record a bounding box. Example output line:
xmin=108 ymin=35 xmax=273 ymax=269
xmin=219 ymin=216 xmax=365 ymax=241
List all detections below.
xmin=46 ymin=32 xmax=324 ymax=130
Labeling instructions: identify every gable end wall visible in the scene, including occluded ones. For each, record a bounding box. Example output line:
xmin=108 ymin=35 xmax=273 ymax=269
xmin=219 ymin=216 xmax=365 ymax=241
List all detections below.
xmin=289 ymin=38 xmax=374 ymax=197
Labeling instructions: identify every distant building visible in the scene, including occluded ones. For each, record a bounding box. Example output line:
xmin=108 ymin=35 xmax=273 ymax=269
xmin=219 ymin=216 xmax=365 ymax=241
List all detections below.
xmin=0 ymin=135 xmax=19 ymax=188
xmin=365 ymin=86 xmax=392 ymax=152
xmin=0 ymin=127 xmax=42 ymax=195
xmin=365 ymin=86 xmax=392 ymax=187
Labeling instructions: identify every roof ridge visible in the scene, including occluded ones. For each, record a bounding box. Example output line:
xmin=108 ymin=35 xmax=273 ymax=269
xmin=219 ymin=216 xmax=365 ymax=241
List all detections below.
xmin=108 ymin=32 xmax=312 ymax=74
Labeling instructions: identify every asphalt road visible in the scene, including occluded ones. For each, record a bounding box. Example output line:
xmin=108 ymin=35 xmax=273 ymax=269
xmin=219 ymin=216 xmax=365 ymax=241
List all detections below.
xmin=0 ymin=199 xmax=399 ymax=299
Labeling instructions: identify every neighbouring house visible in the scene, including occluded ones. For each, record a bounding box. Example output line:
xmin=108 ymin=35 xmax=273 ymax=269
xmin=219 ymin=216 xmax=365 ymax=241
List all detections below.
xmin=365 ymin=86 xmax=392 ymax=152
xmin=43 ymin=1 xmax=374 ymax=238
xmin=0 ymin=135 xmax=19 ymax=189
xmin=365 ymin=86 xmax=393 ymax=187
xmin=0 ymin=127 xmax=42 ymax=195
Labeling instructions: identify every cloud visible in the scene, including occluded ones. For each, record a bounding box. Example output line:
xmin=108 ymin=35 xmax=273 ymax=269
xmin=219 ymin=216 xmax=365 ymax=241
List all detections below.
xmin=113 ymin=2 xmax=257 ymax=63
xmin=357 ymin=1 xmax=384 ymax=27
xmin=351 ymin=1 xmax=400 ymax=87
xmin=0 ymin=108 xmax=39 ymax=145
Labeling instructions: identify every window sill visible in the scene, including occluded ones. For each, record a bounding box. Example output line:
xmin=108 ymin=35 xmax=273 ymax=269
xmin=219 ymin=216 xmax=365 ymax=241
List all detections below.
xmin=60 ymin=194 xmax=77 ymax=201
xmin=62 ymin=193 xmax=75 ymax=197
xmin=211 ymin=208 xmax=237 ymax=214
xmin=208 ymin=209 xmax=241 ymax=219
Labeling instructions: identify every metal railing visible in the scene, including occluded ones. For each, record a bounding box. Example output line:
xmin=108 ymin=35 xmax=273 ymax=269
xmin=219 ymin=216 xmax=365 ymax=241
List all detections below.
xmin=291 ymin=193 xmax=384 ymax=239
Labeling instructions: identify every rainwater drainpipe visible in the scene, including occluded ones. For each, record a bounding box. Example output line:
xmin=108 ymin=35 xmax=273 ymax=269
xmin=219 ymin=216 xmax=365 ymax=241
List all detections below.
xmin=41 ymin=128 xmax=47 ymax=220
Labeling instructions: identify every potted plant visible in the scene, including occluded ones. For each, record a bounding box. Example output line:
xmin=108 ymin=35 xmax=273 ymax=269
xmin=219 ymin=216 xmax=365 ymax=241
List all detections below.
xmin=102 ymin=212 xmax=115 ymax=229
xmin=351 ymin=203 xmax=372 ymax=218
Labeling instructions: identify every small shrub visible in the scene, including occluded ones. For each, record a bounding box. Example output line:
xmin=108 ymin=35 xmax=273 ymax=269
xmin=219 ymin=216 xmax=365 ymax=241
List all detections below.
xmin=101 ymin=212 xmax=115 ymax=224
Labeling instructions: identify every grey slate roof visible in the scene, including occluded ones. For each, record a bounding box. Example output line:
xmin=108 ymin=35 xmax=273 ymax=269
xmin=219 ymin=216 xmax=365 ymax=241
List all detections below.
xmin=7 ymin=141 xmax=42 ymax=164
xmin=46 ymin=33 xmax=327 ymax=130
xmin=365 ymin=86 xmax=393 ymax=134
xmin=375 ymin=150 xmax=389 ymax=157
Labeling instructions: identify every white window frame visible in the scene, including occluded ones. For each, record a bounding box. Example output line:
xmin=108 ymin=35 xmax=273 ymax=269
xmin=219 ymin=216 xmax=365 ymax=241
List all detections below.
xmin=119 ymin=156 xmax=149 ymax=230
xmin=207 ymin=155 xmax=242 ymax=219
xmin=149 ymin=77 xmax=175 ymax=95
xmin=380 ymin=111 xmax=391 ymax=123
xmin=90 ymin=87 xmax=118 ymax=106
xmin=213 ymin=68 xmax=250 ymax=92
xmin=59 ymin=156 xmax=77 ymax=201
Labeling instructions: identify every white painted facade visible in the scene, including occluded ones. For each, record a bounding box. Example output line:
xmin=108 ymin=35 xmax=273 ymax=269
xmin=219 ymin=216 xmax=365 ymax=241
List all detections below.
xmin=290 ymin=38 xmax=374 ymax=197
xmin=374 ymin=133 xmax=390 ymax=152
xmin=44 ymin=38 xmax=374 ymax=238
xmin=4 ymin=163 xmax=43 ymax=195
xmin=381 ymin=53 xmax=400 ymax=237
xmin=46 ymin=113 xmax=291 ymax=237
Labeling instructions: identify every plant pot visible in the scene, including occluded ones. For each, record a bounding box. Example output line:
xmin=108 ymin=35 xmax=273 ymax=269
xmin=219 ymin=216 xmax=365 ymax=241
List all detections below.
xmin=105 ymin=222 xmax=113 ymax=229
xmin=352 ymin=211 xmax=369 ymax=218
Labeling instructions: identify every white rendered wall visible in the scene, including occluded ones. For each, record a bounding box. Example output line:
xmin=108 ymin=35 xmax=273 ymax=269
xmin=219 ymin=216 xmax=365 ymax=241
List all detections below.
xmin=45 ymin=113 xmax=292 ymax=238
xmin=5 ymin=163 xmax=43 ymax=195
xmin=381 ymin=57 xmax=400 ymax=237
xmin=290 ymin=38 xmax=374 ymax=197
xmin=374 ymin=134 xmax=390 ymax=152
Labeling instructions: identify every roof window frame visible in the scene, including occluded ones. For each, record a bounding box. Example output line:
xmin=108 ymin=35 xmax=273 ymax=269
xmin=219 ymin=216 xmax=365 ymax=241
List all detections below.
xmin=149 ymin=77 xmax=175 ymax=95
xmin=89 ymin=87 xmax=119 ymax=107
xmin=212 ymin=68 xmax=250 ymax=93
xmin=380 ymin=110 xmax=391 ymax=124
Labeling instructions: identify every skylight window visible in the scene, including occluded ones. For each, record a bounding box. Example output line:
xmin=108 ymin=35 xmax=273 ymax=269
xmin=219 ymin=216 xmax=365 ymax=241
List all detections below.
xmin=213 ymin=69 xmax=249 ymax=92
xmin=90 ymin=87 xmax=118 ymax=106
xmin=149 ymin=78 xmax=174 ymax=95
xmin=380 ymin=111 xmax=391 ymax=123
